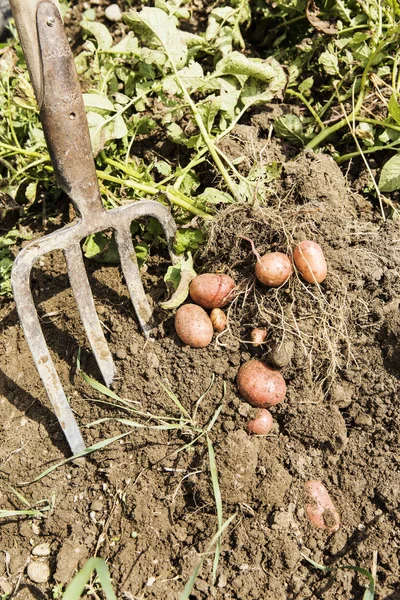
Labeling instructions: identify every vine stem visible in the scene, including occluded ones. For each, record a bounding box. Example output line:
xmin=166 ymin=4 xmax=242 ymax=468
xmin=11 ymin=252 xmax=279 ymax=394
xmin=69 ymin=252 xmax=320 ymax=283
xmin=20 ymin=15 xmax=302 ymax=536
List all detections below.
xmin=170 ymin=62 xmax=240 ymax=200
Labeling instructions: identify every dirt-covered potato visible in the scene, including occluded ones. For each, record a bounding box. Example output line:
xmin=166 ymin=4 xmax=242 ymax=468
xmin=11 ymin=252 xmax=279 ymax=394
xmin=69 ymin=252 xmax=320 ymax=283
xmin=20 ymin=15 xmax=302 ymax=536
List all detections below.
xmin=255 ymin=252 xmax=293 ymax=287
xmin=304 ymin=480 xmax=340 ymax=533
xmin=237 ymin=359 xmax=286 ymax=407
xmin=189 ymin=273 xmax=235 ymax=309
xmin=247 ymin=409 xmax=273 ymax=435
xmin=174 ymin=304 xmax=213 ymax=348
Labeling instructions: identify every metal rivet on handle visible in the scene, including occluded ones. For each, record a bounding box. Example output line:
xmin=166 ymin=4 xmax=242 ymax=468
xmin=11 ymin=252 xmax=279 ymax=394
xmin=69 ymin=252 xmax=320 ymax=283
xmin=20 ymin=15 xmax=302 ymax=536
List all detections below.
xmin=47 ymin=17 xmax=55 ymax=27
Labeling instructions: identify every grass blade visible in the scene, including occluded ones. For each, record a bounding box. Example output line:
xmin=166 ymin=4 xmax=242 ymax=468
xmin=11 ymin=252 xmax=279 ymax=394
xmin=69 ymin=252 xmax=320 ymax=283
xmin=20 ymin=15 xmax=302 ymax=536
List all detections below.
xmin=62 ymin=557 xmax=117 ymax=600
xmin=179 ymin=513 xmax=236 ymax=600
xmin=0 ymin=509 xmax=43 ymax=518
xmin=206 ymin=435 xmax=223 ymax=585
xmin=19 ymin=431 xmax=132 ymax=486
xmin=158 ymin=380 xmax=192 ymax=420
xmin=302 ymin=554 xmax=375 ymax=599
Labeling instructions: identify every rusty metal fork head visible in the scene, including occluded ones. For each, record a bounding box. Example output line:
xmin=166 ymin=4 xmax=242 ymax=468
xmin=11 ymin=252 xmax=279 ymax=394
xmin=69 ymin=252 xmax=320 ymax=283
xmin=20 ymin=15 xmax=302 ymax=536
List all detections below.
xmin=10 ymin=0 xmax=179 ymax=454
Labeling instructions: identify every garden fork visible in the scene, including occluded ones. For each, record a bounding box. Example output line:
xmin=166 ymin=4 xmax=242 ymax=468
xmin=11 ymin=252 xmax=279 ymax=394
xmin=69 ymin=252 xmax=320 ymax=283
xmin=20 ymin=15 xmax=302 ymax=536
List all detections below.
xmin=10 ymin=0 xmax=179 ymax=454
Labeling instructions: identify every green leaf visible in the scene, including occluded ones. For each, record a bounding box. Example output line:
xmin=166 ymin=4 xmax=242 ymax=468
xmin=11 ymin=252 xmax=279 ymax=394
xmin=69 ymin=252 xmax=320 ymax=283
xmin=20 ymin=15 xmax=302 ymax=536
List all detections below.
xmin=83 ymin=93 xmax=115 ymax=113
xmin=124 ymin=7 xmax=188 ymax=69
xmin=388 ymin=94 xmax=400 ymax=126
xmin=216 ymin=51 xmax=283 ymax=83
xmin=196 ymin=188 xmax=234 ymax=205
xmin=378 ymin=154 xmax=400 ymax=192
xmin=86 ymin=112 xmax=128 ymax=155
xmin=319 ymin=51 xmax=339 ymax=75
xmin=299 ymin=76 xmax=314 ymax=95
xmin=111 ymin=33 xmax=140 ymax=55
xmin=62 ymin=558 xmax=117 ymax=600
xmin=274 ymin=114 xmax=305 ymax=145
xmin=81 ymin=20 xmax=113 ymax=50
xmin=174 ymin=229 xmax=205 ymax=254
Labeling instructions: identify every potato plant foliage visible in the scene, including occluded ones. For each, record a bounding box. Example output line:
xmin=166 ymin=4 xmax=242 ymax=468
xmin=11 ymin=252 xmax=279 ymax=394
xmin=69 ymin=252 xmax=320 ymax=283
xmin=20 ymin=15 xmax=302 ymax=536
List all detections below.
xmin=0 ymin=0 xmax=400 ymax=298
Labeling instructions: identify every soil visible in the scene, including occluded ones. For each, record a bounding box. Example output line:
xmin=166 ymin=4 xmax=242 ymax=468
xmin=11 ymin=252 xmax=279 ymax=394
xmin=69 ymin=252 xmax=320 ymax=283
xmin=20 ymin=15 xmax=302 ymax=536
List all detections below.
xmin=1 ymin=3 xmax=400 ymax=600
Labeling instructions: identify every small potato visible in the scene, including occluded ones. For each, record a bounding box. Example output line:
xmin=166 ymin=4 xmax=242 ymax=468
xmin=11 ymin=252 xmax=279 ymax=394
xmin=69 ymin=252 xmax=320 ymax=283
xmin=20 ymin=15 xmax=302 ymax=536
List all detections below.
xmin=210 ymin=308 xmax=227 ymax=332
xmin=237 ymin=359 xmax=286 ymax=408
xmin=175 ymin=304 xmax=213 ymax=348
xmin=189 ymin=273 xmax=235 ymax=309
xmin=250 ymin=328 xmax=267 ymax=345
xmin=255 ymin=252 xmax=293 ymax=287
xmin=304 ymin=480 xmax=340 ymax=534
xmin=293 ymin=240 xmax=327 ymax=284
xmin=247 ymin=409 xmax=273 ymax=435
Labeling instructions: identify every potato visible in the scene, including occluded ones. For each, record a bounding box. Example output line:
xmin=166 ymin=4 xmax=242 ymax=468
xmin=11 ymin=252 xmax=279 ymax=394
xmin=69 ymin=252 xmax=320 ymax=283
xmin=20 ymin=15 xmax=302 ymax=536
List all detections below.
xmin=247 ymin=409 xmax=273 ymax=435
xmin=250 ymin=328 xmax=267 ymax=346
xmin=189 ymin=273 xmax=235 ymax=309
xmin=237 ymin=359 xmax=286 ymax=407
xmin=210 ymin=308 xmax=227 ymax=332
xmin=293 ymin=240 xmax=327 ymax=284
xmin=255 ymin=252 xmax=293 ymax=287
xmin=174 ymin=304 xmax=213 ymax=348
xmin=304 ymin=480 xmax=340 ymax=533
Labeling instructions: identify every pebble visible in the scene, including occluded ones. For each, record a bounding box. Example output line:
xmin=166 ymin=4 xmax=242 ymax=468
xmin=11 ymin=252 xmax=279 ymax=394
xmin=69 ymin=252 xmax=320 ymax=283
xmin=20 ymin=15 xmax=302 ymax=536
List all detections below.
xmin=32 ymin=543 xmax=50 ymax=557
xmin=104 ymin=4 xmax=122 ymax=22
xmin=267 ymin=339 xmax=294 ymax=368
xmin=116 ymin=348 xmax=127 ymax=360
xmin=354 ymin=413 xmax=373 ymax=427
xmin=217 ymin=573 xmax=227 ymax=588
xmin=27 ymin=561 xmax=50 ymax=584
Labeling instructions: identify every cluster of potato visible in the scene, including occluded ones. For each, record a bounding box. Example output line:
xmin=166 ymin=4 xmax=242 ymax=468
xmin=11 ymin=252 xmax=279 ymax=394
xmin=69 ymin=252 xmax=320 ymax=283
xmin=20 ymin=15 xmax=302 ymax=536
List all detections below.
xmin=174 ymin=273 xmax=235 ymax=347
xmin=174 ymin=240 xmax=327 ymax=436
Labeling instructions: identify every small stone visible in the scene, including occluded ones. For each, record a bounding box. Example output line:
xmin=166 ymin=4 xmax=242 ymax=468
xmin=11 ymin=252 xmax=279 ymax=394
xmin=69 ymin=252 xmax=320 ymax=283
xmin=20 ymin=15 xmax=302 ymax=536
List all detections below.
xmin=116 ymin=348 xmax=127 ymax=360
xmin=104 ymin=4 xmax=122 ymax=22
xmin=146 ymin=576 xmax=156 ymax=587
xmin=267 ymin=339 xmax=294 ymax=368
xmin=271 ymin=511 xmax=292 ymax=530
xmin=217 ymin=573 xmax=227 ymax=589
xmin=27 ymin=561 xmax=50 ymax=584
xmin=238 ymin=403 xmax=251 ymax=417
xmin=31 ymin=522 xmax=40 ymax=536
xmin=90 ymin=498 xmax=103 ymax=512
xmin=354 ymin=413 xmax=373 ymax=427
xmin=32 ymin=543 xmax=50 ymax=557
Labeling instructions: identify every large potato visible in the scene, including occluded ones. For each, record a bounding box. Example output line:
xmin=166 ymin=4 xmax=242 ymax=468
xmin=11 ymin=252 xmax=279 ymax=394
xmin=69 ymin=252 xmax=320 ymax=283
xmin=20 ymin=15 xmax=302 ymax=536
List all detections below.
xmin=293 ymin=240 xmax=327 ymax=284
xmin=189 ymin=273 xmax=235 ymax=309
xmin=237 ymin=359 xmax=286 ymax=407
xmin=255 ymin=252 xmax=293 ymax=287
xmin=174 ymin=304 xmax=213 ymax=348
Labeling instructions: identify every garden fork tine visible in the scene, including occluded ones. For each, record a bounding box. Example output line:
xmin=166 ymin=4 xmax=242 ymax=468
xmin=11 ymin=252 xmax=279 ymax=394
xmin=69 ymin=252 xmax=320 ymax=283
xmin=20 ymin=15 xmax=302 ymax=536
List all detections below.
xmin=10 ymin=0 xmax=178 ymax=454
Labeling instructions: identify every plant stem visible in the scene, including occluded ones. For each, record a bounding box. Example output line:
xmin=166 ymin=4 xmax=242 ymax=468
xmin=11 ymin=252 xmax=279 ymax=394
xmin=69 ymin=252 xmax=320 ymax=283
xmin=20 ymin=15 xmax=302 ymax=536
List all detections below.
xmin=286 ymin=89 xmax=325 ymax=130
xmin=96 ymin=170 xmax=213 ymax=219
xmin=170 ymin=63 xmax=240 ymax=200
xmin=336 ymin=140 xmax=400 ymax=164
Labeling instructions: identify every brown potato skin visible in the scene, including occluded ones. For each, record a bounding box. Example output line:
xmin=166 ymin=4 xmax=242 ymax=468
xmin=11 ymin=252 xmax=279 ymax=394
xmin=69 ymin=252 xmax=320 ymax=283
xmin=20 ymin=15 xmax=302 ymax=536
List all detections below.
xmin=247 ymin=409 xmax=273 ymax=435
xmin=210 ymin=308 xmax=227 ymax=332
xmin=304 ymin=480 xmax=340 ymax=533
xmin=293 ymin=240 xmax=327 ymax=284
xmin=175 ymin=304 xmax=213 ymax=348
xmin=255 ymin=252 xmax=293 ymax=287
xmin=237 ymin=359 xmax=286 ymax=407
xmin=189 ymin=273 xmax=235 ymax=309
